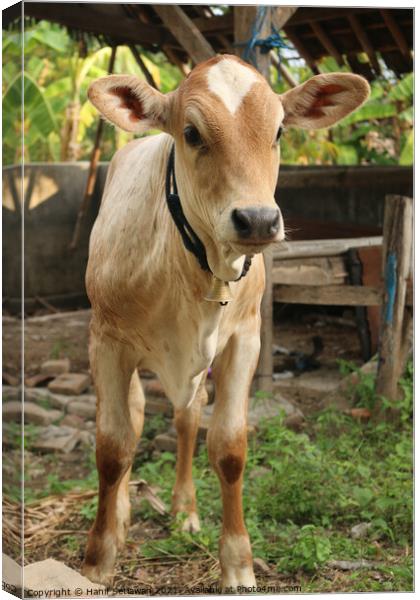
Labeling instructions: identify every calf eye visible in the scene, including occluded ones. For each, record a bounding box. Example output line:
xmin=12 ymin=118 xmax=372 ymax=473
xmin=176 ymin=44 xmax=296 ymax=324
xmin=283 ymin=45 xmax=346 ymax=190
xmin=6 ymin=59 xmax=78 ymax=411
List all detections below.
xmin=184 ymin=125 xmax=203 ymax=147
xmin=276 ymin=127 xmax=283 ymax=142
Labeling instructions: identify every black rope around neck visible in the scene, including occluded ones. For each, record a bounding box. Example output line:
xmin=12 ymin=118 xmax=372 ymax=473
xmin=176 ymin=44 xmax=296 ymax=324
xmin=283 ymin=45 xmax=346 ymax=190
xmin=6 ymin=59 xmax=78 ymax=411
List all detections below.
xmin=165 ymin=144 xmax=252 ymax=281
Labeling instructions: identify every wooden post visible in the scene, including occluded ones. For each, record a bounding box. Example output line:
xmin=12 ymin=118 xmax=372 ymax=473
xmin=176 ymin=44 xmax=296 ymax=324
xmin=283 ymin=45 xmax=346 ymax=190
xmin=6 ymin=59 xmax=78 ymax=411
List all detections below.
xmin=153 ymin=5 xmax=215 ymax=65
xmin=234 ymin=6 xmax=273 ymax=394
xmin=375 ymin=195 xmax=413 ymax=404
xmin=69 ymin=46 xmax=117 ymax=250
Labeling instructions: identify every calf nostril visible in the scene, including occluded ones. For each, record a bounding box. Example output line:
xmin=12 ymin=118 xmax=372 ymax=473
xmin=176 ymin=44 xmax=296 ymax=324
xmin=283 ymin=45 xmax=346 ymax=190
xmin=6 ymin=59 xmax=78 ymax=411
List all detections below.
xmin=232 ymin=209 xmax=252 ymax=237
xmin=268 ymin=211 xmax=280 ymax=236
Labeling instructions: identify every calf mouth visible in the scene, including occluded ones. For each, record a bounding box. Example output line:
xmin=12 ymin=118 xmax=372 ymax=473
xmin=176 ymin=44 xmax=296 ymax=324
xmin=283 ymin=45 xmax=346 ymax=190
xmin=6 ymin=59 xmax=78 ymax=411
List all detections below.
xmin=230 ymin=237 xmax=283 ymax=255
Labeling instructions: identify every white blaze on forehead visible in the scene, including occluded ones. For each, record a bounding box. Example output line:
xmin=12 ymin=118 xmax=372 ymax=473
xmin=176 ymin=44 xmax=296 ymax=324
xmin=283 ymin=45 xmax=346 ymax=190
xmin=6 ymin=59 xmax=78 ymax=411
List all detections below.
xmin=207 ymin=59 xmax=259 ymax=115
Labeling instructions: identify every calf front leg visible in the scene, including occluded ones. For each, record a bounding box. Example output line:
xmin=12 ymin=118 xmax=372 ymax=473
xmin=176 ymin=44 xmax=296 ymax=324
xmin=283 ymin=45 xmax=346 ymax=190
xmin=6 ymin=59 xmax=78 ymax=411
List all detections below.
xmin=208 ymin=332 xmax=260 ymax=590
xmin=82 ymin=335 xmax=143 ymax=586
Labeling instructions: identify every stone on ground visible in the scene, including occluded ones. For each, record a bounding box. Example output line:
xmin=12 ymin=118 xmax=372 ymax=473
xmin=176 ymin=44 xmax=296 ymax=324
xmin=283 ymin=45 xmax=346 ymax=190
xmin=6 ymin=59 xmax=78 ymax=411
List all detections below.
xmin=3 ymin=372 xmax=19 ymax=386
xmin=351 ymin=522 xmax=372 ymax=539
xmin=154 ymin=433 xmax=177 ymax=453
xmin=41 ymin=358 xmax=71 ymax=376
xmin=61 ymin=413 xmax=86 ymax=429
xmin=24 ymin=558 xmax=107 ymax=597
xmin=25 ymin=387 xmax=72 ymax=411
xmin=248 ymin=394 xmax=304 ymax=427
xmin=2 ymin=553 xmax=22 ymax=595
xmin=2 ymin=385 xmax=20 ymax=402
xmin=144 ymin=379 xmax=166 ymax=398
xmin=48 ymin=372 xmax=91 ymax=395
xmin=145 ymin=396 xmax=172 ymax=416
xmin=32 ymin=425 xmax=81 ymax=454
xmin=25 ymin=373 xmax=53 ymax=388
xmin=3 ymin=401 xmax=62 ymax=426
xmin=253 ymin=557 xmax=271 ymax=573
xmin=67 ymin=396 xmax=97 ymax=419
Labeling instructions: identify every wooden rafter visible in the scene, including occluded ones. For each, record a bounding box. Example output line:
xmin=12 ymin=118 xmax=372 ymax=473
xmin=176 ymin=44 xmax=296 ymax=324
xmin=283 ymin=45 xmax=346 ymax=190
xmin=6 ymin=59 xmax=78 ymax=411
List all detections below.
xmin=153 ymin=5 xmax=215 ymax=64
xmin=310 ymin=21 xmax=344 ymax=66
xmin=380 ymin=9 xmax=412 ymax=61
xmin=348 ymin=13 xmax=382 ymax=75
xmin=272 ymin=7 xmax=297 ymax=30
xmin=24 ymin=3 xmax=165 ymax=46
xmin=284 ymin=27 xmax=320 ymax=74
xmin=129 ymin=45 xmax=158 ymax=89
xmin=288 ymin=7 xmax=376 ymax=26
xmin=270 ymin=52 xmax=298 ymax=88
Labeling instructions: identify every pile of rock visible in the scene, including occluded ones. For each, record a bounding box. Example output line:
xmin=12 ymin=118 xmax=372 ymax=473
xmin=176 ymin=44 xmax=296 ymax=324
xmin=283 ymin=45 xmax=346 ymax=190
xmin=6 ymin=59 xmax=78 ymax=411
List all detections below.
xmin=3 ymin=359 xmax=95 ymax=454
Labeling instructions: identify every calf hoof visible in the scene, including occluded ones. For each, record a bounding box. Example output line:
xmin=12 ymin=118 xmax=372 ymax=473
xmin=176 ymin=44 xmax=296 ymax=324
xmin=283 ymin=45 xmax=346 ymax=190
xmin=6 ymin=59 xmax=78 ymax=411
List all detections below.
xmin=81 ymin=563 xmax=114 ymax=587
xmin=182 ymin=512 xmax=201 ymax=533
xmin=221 ymin=567 xmax=256 ymax=592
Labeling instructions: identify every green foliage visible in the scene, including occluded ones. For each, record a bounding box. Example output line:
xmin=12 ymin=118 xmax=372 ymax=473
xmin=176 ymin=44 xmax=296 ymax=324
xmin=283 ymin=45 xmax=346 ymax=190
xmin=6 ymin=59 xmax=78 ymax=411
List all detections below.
xmin=80 ymin=496 xmax=98 ymax=521
xmin=280 ymin=525 xmax=332 ymax=573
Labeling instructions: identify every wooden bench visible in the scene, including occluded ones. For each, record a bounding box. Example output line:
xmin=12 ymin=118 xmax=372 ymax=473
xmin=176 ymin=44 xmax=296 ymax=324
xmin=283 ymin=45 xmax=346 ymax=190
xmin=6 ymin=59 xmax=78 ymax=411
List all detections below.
xmin=256 ymin=195 xmax=413 ymax=405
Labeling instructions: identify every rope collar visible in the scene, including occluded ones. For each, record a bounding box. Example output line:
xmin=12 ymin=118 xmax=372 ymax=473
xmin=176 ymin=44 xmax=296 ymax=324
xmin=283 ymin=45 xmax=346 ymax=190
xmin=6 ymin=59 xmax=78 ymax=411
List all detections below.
xmin=165 ymin=145 xmax=252 ymax=304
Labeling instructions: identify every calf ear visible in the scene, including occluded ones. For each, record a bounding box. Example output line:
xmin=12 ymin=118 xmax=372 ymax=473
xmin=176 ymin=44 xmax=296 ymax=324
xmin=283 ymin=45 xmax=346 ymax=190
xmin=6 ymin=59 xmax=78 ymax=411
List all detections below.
xmin=279 ymin=73 xmax=370 ymax=129
xmin=88 ymin=75 xmax=170 ymax=134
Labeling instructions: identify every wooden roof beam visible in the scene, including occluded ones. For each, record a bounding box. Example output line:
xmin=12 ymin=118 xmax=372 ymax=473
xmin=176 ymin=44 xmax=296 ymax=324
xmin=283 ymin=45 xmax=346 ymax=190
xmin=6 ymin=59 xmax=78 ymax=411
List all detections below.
xmin=284 ymin=27 xmax=320 ymax=74
xmin=153 ymin=5 xmax=215 ymax=64
xmin=129 ymin=45 xmax=159 ymax=89
xmin=24 ymin=3 xmax=165 ymax=46
xmin=310 ymin=21 xmax=344 ymax=66
xmin=288 ymin=7 xmax=377 ymax=26
xmin=380 ymin=9 xmax=412 ymax=61
xmin=272 ymin=7 xmax=297 ymax=29
xmin=270 ymin=52 xmax=298 ymax=88
xmin=348 ymin=13 xmax=382 ymax=75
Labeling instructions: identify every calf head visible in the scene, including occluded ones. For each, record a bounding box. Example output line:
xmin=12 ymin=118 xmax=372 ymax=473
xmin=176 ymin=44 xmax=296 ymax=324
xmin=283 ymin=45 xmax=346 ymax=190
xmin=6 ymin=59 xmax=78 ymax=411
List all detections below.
xmin=88 ymin=54 xmax=369 ymax=281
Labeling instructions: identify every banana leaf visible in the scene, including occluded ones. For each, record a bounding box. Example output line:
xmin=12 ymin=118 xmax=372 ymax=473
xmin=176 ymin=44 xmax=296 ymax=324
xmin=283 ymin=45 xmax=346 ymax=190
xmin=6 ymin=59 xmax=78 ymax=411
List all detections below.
xmin=399 ymin=130 xmax=413 ymax=166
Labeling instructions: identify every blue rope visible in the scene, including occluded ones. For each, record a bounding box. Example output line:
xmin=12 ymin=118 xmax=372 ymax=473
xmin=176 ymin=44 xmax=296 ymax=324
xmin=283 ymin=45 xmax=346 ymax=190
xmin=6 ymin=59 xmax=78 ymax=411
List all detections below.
xmin=384 ymin=253 xmax=397 ymax=324
xmin=240 ymin=6 xmax=292 ymax=69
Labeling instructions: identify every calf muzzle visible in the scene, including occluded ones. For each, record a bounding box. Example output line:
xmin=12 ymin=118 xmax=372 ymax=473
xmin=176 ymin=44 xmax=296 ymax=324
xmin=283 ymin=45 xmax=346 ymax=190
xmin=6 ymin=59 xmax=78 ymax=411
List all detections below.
xmin=231 ymin=207 xmax=281 ymax=240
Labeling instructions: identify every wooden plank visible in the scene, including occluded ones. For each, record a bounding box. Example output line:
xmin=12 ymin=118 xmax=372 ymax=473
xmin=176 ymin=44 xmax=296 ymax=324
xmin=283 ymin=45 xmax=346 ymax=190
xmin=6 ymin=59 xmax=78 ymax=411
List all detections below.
xmin=273 ymin=256 xmax=347 ymax=286
xmin=277 ymin=165 xmax=413 ymax=191
xmin=376 ymin=195 xmax=413 ymax=403
xmin=310 ymin=21 xmax=344 ymax=65
xmin=153 ymin=5 xmax=215 ymax=64
xmin=273 ymin=284 xmax=383 ymax=306
xmin=347 ymin=13 xmax=382 ymax=75
xmin=24 ymin=3 xmax=166 ymax=46
xmin=380 ymin=10 xmax=412 ymax=61
xmin=357 ymin=246 xmax=383 ymax=354
xmin=274 ymin=237 xmax=383 ymax=260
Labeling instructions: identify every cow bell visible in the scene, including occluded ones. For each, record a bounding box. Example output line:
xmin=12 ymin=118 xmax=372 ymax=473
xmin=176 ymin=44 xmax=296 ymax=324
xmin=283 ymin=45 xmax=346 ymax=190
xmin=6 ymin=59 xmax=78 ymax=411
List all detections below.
xmin=204 ymin=276 xmax=233 ymax=304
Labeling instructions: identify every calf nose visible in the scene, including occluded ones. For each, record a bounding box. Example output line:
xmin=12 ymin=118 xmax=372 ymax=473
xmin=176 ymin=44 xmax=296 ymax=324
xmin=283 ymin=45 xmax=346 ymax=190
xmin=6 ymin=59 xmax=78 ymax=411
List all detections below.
xmin=232 ymin=207 xmax=281 ymax=239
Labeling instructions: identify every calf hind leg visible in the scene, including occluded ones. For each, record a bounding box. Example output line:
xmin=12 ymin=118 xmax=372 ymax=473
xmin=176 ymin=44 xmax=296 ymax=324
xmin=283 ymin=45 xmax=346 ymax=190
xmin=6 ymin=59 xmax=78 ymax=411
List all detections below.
xmin=82 ymin=338 xmax=144 ymax=586
xmin=171 ymin=375 xmax=206 ymax=533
